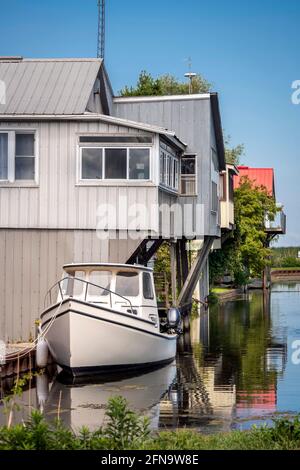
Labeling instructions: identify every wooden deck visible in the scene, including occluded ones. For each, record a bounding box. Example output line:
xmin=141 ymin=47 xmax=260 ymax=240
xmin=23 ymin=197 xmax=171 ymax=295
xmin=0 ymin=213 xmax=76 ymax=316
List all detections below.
xmin=0 ymin=344 xmax=37 ymax=379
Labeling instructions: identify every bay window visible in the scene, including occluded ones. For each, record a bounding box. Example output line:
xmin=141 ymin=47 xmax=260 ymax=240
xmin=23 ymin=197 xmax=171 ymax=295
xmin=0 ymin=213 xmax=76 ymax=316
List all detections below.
xmin=0 ymin=131 xmax=36 ymax=182
xmin=79 ymin=142 xmax=150 ymax=181
xmin=159 ymin=141 xmax=179 ymax=191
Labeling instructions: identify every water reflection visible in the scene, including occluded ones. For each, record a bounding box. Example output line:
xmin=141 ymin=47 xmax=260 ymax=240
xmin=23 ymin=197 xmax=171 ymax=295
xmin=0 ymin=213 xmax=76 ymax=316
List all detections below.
xmin=1 ymin=283 xmax=300 ymax=432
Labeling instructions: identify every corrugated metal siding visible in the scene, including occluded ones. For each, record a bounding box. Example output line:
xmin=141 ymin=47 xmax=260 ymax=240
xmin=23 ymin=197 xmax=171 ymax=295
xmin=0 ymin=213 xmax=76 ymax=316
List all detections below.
xmin=0 ymin=229 xmax=143 ymax=341
xmin=114 ymin=98 xmax=219 ymax=237
xmin=234 ymin=167 xmax=275 ymax=196
xmin=0 ymin=59 xmax=101 ymax=115
xmin=0 ymin=120 xmax=159 ymax=231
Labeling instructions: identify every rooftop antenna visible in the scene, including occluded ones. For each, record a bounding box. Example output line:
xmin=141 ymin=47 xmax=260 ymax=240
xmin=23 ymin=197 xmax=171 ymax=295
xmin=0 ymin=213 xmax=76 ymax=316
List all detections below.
xmin=184 ymin=57 xmax=196 ymax=94
xmin=97 ymin=0 xmax=105 ymax=60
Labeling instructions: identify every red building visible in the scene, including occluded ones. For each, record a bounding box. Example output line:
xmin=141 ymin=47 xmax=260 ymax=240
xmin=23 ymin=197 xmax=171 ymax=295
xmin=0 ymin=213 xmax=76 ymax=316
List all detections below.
xmin=234 ymin=166 xmax=275 ymax=198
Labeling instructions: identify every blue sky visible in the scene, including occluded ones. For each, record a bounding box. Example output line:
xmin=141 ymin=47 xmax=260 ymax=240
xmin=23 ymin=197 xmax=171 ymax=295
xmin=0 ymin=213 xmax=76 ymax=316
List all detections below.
xmin=0 ymin=0 xmax=299 ymax=246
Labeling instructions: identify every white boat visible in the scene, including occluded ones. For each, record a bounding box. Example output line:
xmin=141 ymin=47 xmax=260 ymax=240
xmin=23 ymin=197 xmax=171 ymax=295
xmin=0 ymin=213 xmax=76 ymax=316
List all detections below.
xmin=40 ymin=263 xmax=179 ymax=376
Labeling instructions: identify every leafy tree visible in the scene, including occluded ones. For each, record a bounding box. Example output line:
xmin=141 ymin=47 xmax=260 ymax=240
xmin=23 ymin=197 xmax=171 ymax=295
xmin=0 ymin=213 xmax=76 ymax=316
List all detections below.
xmin=224 ymin=135 xmax=244 ymax=166
xmin=120 ymin=70 xmax=211 ymax=96
xmin=210 ymin=177 xmax=277 ymax=286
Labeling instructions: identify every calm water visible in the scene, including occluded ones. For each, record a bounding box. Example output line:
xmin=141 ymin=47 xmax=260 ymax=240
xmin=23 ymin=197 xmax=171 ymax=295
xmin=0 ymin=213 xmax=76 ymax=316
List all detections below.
xmin=1 ymin=282 xmax=300 ymax=433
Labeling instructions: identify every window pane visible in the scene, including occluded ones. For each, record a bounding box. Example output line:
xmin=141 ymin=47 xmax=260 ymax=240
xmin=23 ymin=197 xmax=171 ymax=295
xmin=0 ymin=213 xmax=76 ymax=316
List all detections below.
xmin=212 ymin=181 xmax=219 ymax=212
xmin=159 ymin=151 xmax=164 ymax=183
xmin=82 ymin=148 xmax=103 ymax=179
xmin=73 ymin=271 xmax=86 ymax=296
xmin=15 ymin=157 xmax=35 ymax=180
xmin=115 ymin=271 xmax=139 ymax=297
xmin=129 ymin=148 xmax=150 ymax=180
xmin=89 ymin=271 xmax=112 ymax=296
xmin=16 ymin=134 xmax=34 ymax=156
xmin=105 ymin=148 xmax=127 ymax=179
xmin=0 ymin=133 xmax=8 ymax=179
xmin=181 ymin=156 xmax=196 ymax=175
xmin=143 ymin=272 xmax=154 ymax=300
xmin=168 ymin=158 xmax=172 ymax=187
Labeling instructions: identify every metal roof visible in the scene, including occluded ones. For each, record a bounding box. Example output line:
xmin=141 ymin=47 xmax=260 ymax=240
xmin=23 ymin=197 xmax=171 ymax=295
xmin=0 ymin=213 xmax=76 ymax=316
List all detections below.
xmin=0 ymin=58 xmax=102 ymax=115
xmin=63 ymin=263 xmax=153 ymax=272
xmin=234 ymin=166 xmax=275 ymax=197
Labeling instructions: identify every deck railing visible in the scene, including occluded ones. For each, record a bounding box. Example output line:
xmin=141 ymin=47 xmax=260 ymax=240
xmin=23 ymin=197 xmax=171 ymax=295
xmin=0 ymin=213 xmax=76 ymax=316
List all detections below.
xmin=44 ymin=277 xmax=134 ymax=314
xmin=265 ymin=210 xmax=287 ymax=234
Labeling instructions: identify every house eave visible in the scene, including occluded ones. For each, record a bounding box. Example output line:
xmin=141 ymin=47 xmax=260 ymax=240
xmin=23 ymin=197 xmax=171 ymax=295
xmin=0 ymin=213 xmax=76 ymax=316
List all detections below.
xmin=0 ymin=113 xmax=186 ymax=150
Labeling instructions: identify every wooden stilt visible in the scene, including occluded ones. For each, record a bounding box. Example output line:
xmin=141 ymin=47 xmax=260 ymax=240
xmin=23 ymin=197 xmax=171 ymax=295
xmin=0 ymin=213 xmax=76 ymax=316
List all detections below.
xmin=170 ymin=243 xmax=177 ymax=306
xmin=177 ymin=237 xmax=214 ymax=308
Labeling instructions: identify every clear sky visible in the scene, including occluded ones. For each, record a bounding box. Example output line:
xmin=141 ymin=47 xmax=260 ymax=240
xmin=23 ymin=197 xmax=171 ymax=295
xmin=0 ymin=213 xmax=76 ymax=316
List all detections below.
xmin=0 ymin=0 xmax=298 ymax=246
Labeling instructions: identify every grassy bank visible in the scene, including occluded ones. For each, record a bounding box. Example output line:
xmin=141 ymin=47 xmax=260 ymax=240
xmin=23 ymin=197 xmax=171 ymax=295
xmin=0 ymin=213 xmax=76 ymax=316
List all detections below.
xmin=1 ymin=396 xmax=300 ymax=450
xmin=211 ymin=287 xmax=233 ymax=294
xmin=271 ymin=267 xmax=300 ymax=271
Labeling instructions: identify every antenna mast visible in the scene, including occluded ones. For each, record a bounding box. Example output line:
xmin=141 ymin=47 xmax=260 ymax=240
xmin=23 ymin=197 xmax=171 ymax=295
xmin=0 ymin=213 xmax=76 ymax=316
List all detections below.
xmin=97 ymin=0 xmax=105 ymax=59
xmin=184 ymin=57 xmax=196 ymax=94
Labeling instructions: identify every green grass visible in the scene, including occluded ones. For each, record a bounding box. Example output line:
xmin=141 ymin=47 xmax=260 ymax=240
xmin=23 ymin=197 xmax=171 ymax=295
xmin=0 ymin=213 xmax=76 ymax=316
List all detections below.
xmin=2 ymin=396 xmax=300 ymax=450
xmin=212 ymin=287 xmax=235 ymax=294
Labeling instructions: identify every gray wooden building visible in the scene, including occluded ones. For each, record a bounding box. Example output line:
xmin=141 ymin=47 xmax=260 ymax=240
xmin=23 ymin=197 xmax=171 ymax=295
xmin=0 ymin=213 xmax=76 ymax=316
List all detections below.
xmin=0 ymin=57 xmax=226 ymax=341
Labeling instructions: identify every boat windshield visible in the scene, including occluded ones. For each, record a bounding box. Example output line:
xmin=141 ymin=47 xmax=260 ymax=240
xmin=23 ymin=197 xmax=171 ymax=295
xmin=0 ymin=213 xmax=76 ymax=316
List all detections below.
xmin=115 ymin=271 xmax=139 ymax=297
xmin=89 ymin=270 xmax=112 ymax=296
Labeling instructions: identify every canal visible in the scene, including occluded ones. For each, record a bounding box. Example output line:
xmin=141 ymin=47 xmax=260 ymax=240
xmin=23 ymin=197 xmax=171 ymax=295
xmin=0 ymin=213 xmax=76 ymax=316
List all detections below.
xmin=1 ymin=281 xmax=300 ymax=433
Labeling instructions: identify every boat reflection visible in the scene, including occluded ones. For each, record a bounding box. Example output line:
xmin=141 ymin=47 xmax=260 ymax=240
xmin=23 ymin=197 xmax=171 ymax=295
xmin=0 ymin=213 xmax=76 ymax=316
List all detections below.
xmin=39 ymin=362 xmax=177 ymax=431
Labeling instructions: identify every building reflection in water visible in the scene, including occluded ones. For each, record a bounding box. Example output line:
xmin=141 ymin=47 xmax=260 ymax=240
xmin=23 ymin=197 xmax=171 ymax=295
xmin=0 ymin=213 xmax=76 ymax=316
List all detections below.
xmin=0 ymin=290 xmax=289 ymax=432
xmin=159 ymin=290 xmax=287 ymax=430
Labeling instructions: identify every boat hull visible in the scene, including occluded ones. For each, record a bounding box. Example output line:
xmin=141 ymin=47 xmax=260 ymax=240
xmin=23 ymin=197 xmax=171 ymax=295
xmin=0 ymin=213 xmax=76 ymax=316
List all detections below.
xmin=41 ymin=299 xmax=177 ymax=376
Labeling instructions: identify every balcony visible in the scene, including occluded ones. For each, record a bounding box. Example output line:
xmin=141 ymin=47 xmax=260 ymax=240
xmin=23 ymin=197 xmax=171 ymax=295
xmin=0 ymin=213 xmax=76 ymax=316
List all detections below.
xmin=265 ymin=208 xmax=286 ymax=235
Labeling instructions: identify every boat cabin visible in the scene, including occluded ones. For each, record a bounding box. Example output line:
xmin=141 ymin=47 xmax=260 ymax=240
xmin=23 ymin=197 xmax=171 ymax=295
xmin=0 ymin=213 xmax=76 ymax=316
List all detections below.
xmin=46 ymin=263 xmax=159 ymax=327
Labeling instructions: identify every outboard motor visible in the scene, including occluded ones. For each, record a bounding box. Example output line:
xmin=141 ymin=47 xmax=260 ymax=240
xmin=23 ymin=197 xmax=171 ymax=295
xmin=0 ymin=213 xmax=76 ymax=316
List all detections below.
xmin=167 ymin=307 xmax=182 ymax=333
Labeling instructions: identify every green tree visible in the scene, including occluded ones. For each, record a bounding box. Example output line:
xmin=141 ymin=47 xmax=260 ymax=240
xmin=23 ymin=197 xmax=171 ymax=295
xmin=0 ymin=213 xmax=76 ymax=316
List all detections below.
xmin=224 ymin=135 xmax=244 ymax=166
xmin=120 ymin=71 xmax=211 ymax=96
xmin=235 ymin=177 xmax=277 ymax=278
xmin=210 ymin=177 xmax=277 ymax=286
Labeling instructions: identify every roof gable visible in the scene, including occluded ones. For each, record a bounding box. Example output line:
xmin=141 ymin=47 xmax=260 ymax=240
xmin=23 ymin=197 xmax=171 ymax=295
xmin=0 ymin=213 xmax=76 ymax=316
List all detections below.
xmin=0 ymin=58 xmax=102 ymax=115
xmin=234 ymin=166 xmax=275 ymax=197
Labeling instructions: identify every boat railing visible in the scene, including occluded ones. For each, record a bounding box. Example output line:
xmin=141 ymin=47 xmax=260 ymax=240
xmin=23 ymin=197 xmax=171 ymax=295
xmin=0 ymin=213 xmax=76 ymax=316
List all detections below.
xmin=44 ymin=277 xmax=135 ymax=315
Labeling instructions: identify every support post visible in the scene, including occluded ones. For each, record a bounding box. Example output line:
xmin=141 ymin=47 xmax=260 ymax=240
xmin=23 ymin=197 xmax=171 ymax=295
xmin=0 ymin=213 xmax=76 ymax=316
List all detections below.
xmin=170 ymin=243 xmax=177 ymax=305
xmin=177 ymin=237 xmax=214 ymax=308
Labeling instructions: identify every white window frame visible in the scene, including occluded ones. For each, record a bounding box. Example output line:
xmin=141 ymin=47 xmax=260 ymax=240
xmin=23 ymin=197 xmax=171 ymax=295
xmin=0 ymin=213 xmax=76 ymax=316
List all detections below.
xmin=79 ymin=145 xmax=152 ymax=183
xmin=159 ymin=143 xmax=179 ymax=192
xmin=0 ymin=129 xmax=38 ymax=185
xmin=180 ymin=154 xmax=197 ymax=196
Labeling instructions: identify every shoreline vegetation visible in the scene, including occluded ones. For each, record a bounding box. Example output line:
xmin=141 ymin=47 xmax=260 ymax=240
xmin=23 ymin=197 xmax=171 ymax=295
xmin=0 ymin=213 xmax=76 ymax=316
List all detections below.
xmin=1 ymin=396 xmax=300 ymax=450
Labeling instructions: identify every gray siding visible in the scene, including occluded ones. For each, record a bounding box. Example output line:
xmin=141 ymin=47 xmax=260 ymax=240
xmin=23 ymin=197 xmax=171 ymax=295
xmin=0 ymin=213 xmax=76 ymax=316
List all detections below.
xmin=113 ymin=97 xmax=221 ymax=237
xmin=0 ymin=120 xmax=159 ymax=232
xmin=0 ymin=229 xmax=142 ymax=341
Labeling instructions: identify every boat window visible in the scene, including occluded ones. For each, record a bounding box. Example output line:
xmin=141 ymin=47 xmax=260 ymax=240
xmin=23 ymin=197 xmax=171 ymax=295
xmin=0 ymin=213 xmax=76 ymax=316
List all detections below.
xmin=89 ymin=271 xmax=112 ymax=296
xmin=143 ymin=272 xmax=154 ymax=300
xmin=72 ymin=271 xmax=86 ymax=296
xmin=115 ymin=272 xmax=139 ymax=297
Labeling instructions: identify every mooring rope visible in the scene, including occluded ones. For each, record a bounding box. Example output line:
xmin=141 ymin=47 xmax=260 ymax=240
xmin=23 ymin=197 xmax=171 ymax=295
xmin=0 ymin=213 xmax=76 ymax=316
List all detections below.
xmin=4 ymin=298 xmax=65 ymax=362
